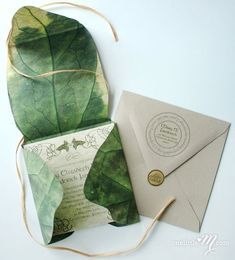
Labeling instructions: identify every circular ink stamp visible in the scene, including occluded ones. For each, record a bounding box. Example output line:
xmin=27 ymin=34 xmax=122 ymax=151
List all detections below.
xmin=146 ymin=112 xmax=190 ymax=157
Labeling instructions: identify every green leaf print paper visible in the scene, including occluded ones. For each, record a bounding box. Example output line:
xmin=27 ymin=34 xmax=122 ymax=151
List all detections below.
xmin=7 ymin=6 xmax=109 ymax=141
xmin=23 ymin=148 xmax=68 ymax=244
xmin=7 ymin=6 xmax=139 ymax=245
xmin=84 ymin=124 xmax=139 ymax=226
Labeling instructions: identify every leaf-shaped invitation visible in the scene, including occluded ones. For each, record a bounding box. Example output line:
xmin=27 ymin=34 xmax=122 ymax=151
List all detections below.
xmin=23 ymin=149 xmax=65 ymax=244
xmin=84 ymin=124 xmax=139 ymax=226
xmin=8 ymin=6 xmax=109 ymax=141
xmin=7 ymin=6 xmax=139 ymax=244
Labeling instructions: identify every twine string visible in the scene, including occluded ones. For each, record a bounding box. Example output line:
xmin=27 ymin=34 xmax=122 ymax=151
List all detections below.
xmin=40 ymin=1 xmax=119 ymax=42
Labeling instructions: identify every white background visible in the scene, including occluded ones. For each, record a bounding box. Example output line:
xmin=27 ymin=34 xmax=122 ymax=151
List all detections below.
xmin=0 ymin=1 xmax=234 ymax=259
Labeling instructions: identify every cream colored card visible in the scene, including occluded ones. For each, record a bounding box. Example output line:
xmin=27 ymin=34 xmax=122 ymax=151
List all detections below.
xmin=115 ymin=91 xmax=230 ymax=232
xmin=24 ymin=122 xmax=114 ymax=235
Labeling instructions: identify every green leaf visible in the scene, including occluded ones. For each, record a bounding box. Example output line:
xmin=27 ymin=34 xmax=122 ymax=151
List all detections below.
xmin=23 ymin=149 xmax=65 ymax=244
xmin=7 ymin=6 xmax=109 ymax=142
xmin=84 ymin=124 xmax=139 ymax=225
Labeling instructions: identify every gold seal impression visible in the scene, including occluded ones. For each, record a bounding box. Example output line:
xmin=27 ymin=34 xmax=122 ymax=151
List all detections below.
xmin=148 ymin=170 xmax=164 ymax=186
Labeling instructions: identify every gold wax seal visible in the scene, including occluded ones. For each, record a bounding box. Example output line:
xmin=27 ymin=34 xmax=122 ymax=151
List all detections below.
xmin=148 ymin=170 xmax=164 ymax=186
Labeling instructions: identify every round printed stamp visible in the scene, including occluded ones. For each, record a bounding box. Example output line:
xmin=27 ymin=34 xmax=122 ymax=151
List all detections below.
xmin=145 ymin=112 xmax=190 ymax=157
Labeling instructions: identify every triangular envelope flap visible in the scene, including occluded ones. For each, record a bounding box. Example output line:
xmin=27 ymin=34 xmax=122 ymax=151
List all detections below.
xmin=7 ymin=6 xmax=109 ymax=142
xmin=23 ymin=148 xmax=64 ymax=244
xmin=125 ymin=91 xmax=229 ymax=175
xmin=84 ymin=122 xmax=140 ymax=226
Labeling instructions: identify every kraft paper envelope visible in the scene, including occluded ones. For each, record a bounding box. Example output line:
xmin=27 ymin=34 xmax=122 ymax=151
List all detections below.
xmin=115 ymin=91 xmax=230 ymax=232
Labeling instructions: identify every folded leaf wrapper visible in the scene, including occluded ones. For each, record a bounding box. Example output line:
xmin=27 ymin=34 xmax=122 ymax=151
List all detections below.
xmin=8 ymin=6 xmax=109 ymax=140
xmin=7 ymin=6 xmax=139 ymax=244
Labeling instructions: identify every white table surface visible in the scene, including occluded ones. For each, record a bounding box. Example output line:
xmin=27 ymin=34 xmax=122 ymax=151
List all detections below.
xmin=1 ymin=1 xmax=234 ymax=259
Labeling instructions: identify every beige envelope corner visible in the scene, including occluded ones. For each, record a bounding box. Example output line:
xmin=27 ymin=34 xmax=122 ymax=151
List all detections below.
xmin=114 ymin=90 xmax=230 ymax=232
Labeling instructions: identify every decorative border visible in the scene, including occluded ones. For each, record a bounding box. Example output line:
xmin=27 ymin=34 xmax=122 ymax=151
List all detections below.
xmin=145 ymin=112 xmax=190 ymax=157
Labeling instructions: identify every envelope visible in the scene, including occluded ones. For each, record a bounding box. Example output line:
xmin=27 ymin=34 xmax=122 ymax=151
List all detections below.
xmin=7 ymin=7 xmax=139 ymax=244
xmin=114 ymin=91 xmax=230 ymax=232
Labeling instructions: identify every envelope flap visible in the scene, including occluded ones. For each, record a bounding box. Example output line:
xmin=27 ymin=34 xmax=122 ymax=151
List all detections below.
xmin=7 ymin=6 xmax=109 ymax=142
xmin=23 ymin=148 xmax=65 ymax=244
xmin=123 ymin=91 xmax=230 ymax=175
xmin=84 ymin=123 xmax=140 ymax=226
